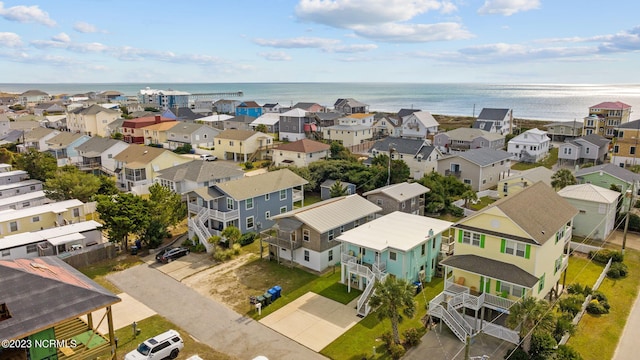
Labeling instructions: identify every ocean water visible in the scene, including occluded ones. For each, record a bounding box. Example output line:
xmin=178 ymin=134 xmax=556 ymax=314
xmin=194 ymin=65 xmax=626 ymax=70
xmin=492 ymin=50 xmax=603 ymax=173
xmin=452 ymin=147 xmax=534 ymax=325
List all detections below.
xmin=2 ymin=82 xmax=640 ymax=122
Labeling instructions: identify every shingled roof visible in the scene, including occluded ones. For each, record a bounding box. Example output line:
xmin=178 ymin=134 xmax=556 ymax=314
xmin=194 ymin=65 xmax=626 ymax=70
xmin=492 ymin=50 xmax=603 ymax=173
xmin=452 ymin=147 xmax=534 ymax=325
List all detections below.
xmin=274 ymin=139 xmax=330 ymax=153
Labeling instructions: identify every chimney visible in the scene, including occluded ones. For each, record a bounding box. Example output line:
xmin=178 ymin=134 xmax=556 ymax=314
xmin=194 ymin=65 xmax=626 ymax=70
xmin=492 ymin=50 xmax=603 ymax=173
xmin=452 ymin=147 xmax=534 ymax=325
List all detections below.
xmin=155 ymin=115 xmax=161 ymax=123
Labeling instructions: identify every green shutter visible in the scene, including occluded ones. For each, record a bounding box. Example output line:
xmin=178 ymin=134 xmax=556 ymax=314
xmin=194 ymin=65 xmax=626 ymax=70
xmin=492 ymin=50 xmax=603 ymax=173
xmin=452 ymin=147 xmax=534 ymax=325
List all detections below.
xmin=458 ymin=229 xmax=463 ymax=243
xmin=479 ymin=277 xmax=484 ymax=292
xmin=485 ymin=279 xmax=491 ymax=293
xmin=495 ymin=280 xmax=501 ymax=292
xmin=480 ymin=234 xmax=485 ymax=249
xmin=525 ymin=244 xmax=531 ymax=259
xmin=500 ymin=239 xmax=506 ymax=253
xmin=538 ymin=273 xmax=545 ymax=294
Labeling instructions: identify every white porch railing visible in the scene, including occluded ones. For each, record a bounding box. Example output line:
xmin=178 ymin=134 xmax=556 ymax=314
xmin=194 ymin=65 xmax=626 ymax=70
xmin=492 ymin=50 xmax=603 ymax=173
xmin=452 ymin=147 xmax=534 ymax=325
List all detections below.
xmin=188 ymin=217 xmax=213 ymax=253
xmin=482 ymin=321 xmax=520 ymax=344
xmin=292 ymin=189 xmax=304 ymax=203
xmin=342 ymin=253 xmax=387 ymax=317
xmin=208 ymin=208 xmax=239 ymax=222
xmin=483 ymin=293 xmax=515 ymax=311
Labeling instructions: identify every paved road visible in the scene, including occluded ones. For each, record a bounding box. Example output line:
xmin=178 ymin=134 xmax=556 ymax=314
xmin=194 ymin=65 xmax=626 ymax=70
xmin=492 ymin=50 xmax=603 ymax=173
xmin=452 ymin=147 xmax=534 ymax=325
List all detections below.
xmin=108 ymin=264 xmax=326 ymax=360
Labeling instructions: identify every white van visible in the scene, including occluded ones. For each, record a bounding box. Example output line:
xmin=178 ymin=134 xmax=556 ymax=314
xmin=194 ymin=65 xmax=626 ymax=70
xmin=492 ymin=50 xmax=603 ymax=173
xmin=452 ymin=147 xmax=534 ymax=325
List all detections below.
xmin=124 ymin=329 xmax=184 ymax=360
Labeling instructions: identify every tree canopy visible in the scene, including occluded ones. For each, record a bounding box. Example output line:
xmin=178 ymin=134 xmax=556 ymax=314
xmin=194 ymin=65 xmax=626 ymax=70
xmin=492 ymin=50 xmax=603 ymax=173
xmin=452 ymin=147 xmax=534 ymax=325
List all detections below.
xmin=418 ymin=171 xmax=471 ymax=214
xmin=368 ymin=276 xmax=416 ymax=345
xmin=15 ymin=148 xmax=57 ymax=181
xmin=551 ymin=169 xmax=577 ymax=190
xmin=329 ymin=180 xmax=348 ymax=198
xmin=44 ymin=166 xmax=102 ymax=202
xmin=95 ymin=193 xmax=149 ymax=250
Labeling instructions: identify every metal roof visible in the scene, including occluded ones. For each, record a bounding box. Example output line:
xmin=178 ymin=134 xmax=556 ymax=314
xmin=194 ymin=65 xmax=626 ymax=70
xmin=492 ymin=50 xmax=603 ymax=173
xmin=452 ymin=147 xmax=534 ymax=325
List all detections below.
xmin=363 ymin=182 xmax=430 ymax=201
xmin=0 ymin=199 xmax=83 ymax=223
xmin=337 ymin=211 xmax=451 ymax=252
xmin=558 ymin=183 xmax=620 ymax=204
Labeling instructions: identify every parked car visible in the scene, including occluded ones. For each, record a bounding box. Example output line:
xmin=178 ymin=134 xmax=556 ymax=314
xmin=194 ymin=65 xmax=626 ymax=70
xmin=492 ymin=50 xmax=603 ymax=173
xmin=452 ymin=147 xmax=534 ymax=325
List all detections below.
xmin=155 ymin=247 xmax=190 ymax=263
xmin=125 ymin=329 xmax=184 ymax=360
xmin=200 ymin=154 xmax=218 ymax=161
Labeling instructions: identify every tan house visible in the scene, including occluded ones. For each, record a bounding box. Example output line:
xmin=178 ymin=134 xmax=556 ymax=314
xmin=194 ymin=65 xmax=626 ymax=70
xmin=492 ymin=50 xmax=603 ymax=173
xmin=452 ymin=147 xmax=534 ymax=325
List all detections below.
xmin=322 ymin=125 xmax=373 ymax=147
xmin=612 ymin=119 xmax=640 ymax=167
xmin=142 ymin=121 xmax=179 ymax=146
xmin=582 ymin=101 xmax=631 ymax=138
xmin=430 ymin=182 xmax=577 ymax=344
xmin=0 ymin=199 xmax=90 ymax=239
xmin=272 ymin=139 xmax=330 ymax=167
xmin=213 ymin=129 xmax=274 ymax=162
xmin=17 ymin=127 xmax=60 ymax=153
xmin=437 ymin=148 xmax=513 ymax=191
xmin=499 ymin=166 xmax=554 ymax=198
xmin=66 ymin=104 xmax=121 ymax=137
xmin=114 ymin=146 xmax=191 ymax=194
xmin=545 ymin=121 xmax=583 ymax=142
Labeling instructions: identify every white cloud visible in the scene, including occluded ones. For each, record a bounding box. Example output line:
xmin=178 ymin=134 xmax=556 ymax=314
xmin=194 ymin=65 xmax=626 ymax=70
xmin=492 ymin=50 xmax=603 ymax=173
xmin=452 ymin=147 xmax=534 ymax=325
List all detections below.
xmin=478 ymin=0 xmax=540 ymax=16
xmin=295 ymin=0 xmax=453 ymax=28
xmin=0 ymin=2 xmax=55 ymax=26
xmin=352 ymin=22 xmax=473 ymax=42
xmin=0 ymin=32 xmax=22 ymax=47
xmin=328 ymin=44 xmax=378 ymax=53
xmin=253 ymin=37 xmax=339 ymax=48
xmin=73 ymin=21 xmax=100 ymax=33
xmin=51 ymin=33 xmax=70 ymax=43
xmin=258 ymin=51 xmax=292 ymax=61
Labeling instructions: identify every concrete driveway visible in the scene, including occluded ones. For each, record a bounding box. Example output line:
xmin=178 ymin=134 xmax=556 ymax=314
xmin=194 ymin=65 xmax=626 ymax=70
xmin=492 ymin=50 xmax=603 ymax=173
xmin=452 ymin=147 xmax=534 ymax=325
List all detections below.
xmin=107 ymin=263 xmax=326 ymax=360
xmin=149 ymin=252 xmax=216 ymax=281
xmin=260 ymin=292 xmax=362 ymax=352
xmin=82 ymin=293 xmax=156 ymax=334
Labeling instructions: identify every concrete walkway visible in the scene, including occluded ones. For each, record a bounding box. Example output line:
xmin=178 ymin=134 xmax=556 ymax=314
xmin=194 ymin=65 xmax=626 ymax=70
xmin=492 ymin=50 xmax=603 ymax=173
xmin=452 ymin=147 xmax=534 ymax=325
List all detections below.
xmin=82 ymin=293 xmax=156 ymax=334
xmin=107 ymin=263 xmax=326 ymax=360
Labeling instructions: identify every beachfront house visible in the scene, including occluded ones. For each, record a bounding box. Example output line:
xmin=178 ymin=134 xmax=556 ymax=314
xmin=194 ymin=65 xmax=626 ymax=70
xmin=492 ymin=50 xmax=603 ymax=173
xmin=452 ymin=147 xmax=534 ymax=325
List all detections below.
xmin=235 ymin=101 xmax=263 ymax=118
xmin=279 ymin=108 xmax=315 ymax=142
xmin=506 ymin=128 xmax=551 ymax=163
xmin=339 ymin=211 xmax=452 ymax=316
xmin=400 ymin=111 xmax=439 ymax=140
xmin=430 ymin=182 xmax=577 ymax=344
xmin=473 ymin=108 xmax=513 ymax=135
xmin=334 ymin=98 xmax=369 ymax=114
xmin=611 ymin=119 xmax=640 ymax=168
xmin=434 ymin=128 xmax=505 ymax=154
xmin=558 ymin=134 xmax=610 ymax=166
xmin=582 ymin=101 xmax=632 ymax=138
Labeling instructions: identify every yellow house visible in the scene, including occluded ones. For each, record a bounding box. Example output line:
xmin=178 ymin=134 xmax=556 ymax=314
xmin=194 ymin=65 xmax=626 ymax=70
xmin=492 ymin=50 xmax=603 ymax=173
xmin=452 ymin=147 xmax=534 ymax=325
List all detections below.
xmin=429 ymin=182 xmax=577 ymax=344
xmin=499 ymin=166 xmax=554 ymax=197
xmin=142 ymin=121 xmax=179 ymax=146
xmin=0 ymin=199 xmax=89 ymax=239
xmin=114 ymin=146 xmax=192 ymax=194
xmin=66 ymin=104 xmax=121 ymax=137
xmin=213 ymin=129 xmax=274 ymax=162
xmin=612 ymin=119 xmax=640 ymax=167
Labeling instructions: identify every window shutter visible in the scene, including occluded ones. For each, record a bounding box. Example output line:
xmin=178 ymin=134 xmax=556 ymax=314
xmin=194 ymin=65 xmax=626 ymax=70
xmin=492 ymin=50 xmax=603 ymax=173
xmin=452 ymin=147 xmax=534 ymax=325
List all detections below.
xmin=495 ymin=280 xmax=501 ymax=292
xmin=458 ymin=229 xmax=463 ymax=243
xmin=479 ymin=277 xmax=484 ymax=292
xmin=480 ymin=234 xmax=486 ymax=249
xmin=525 ymin=244 xmax=531 ymax=259
xmin=485 ymin=279 xmax=491 ymax=293
xmin=500 ymin=239 xmax=506 ymax=253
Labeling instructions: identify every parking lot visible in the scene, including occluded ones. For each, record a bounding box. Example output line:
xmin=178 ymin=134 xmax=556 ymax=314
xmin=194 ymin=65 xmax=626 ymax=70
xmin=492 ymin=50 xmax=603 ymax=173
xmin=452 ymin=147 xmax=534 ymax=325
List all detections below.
xmin=148 ymin=252 xmax=216 ymax=281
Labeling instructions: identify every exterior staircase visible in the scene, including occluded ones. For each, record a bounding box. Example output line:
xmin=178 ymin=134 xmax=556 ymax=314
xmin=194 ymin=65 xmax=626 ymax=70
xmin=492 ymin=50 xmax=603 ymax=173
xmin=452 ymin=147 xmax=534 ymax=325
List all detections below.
xmin=188 ymin=207 xmax=214 ymax=253
xmin=342 ymin=254 xmax=388 ymax=317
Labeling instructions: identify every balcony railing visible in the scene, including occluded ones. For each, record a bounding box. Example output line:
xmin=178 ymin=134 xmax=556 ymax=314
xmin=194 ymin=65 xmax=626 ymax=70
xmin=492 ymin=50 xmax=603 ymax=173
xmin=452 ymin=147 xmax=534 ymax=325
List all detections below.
xmin=262 ymin=235 xmax=303 ymax=250
xmin=292 ymin=189 xmax=303 ymax=203
xmin=445 ymin=169 xmax=461 ymax=178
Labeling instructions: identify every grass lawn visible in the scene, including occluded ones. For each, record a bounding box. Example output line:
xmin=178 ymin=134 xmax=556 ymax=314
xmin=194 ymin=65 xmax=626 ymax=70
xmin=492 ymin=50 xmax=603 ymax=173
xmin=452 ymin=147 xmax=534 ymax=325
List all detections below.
xmin=243 ymin=261 xmax=361 ymax=318
xmin=98 ymin=315 xmax=233 ymax=360
xmin=567 ymin=249 xmax=640 ymax=360
xmin=468 ymin=196 xmax=496 ymax=211
xmin=511 ymin=147 xmax=558 ymax=171
xmin=303 ymin=192 xmax=322 ymax=206
xmin=321 ymin=277 xmax=443 ymax=360
xmin=78 ymin=255 xmax=143 ymax=294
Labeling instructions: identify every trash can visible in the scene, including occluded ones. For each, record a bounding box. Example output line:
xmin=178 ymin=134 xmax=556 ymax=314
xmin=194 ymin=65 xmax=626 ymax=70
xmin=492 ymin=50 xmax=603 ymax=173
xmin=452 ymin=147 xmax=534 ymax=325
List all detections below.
xmin=268 ymin=287 xmax=278 ymax=300
xmin=257 ymin=295 xmax=266 ymax=308
xmin=130 ymin=245 xmax=138 ymax=255
xmin=413 ymin=281 xmax=422 ymax=295
xmin=263 ymin=292 xmax=272 ymax=306
xmin=273 ymin=285 xmax=282 ymax=298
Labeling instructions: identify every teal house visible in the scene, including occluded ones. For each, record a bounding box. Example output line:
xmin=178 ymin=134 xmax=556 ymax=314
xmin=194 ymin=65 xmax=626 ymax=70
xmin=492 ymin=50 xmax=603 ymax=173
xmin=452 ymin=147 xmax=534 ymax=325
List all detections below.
xmin=575 ymin=163 xmax=640 ymax=209
xmin=338 ymin=211 xmax=452 ymax=316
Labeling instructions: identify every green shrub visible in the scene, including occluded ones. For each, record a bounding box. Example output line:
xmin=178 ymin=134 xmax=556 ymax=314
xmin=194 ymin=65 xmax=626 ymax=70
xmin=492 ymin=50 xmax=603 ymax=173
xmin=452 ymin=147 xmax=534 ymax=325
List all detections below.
xmin=447 ymin=204 xmax=464 ymax=217
xmin=504 ymin=346 xmax=530 ymax=360
xmin=559 ymin=295 xmax=584 ymax=317
xmin=388 ymin=343 xmax=405 ymax=360
xmin=634 ymin=199 xmax=640 ymax=208
xmin=182 ymin=238 xmax=194 ymax=247
xmin=402 ymin=328 xmax=421 ymax=347
xmin=591 ymin=291 xmax=608 ymax=303
xmin=589 ymin=249 xmax=623 ymax=264
xmin=193 ymin=243 xmax=206 ymax=253
xmin=586 ymin=299 xmax=609 ymax=314
xmin=607 ymin=262 xmax=629 ymax=278
xmin=554 ymin=314 xmax=576 ymax=342
xmin=244 ymin=162 xmax=254 ymax=169
xmin=530 ymin=332 xmax=557 ymax=360
xmin=555 ymin=345 xmax=584 ymax=360
xmin=239 ymin=232 xmax=257 ymax=246
xmin=381 ymin=332 xmax=394 ymax=350
xmin=566 ymin=283 xmax=584 ymax=295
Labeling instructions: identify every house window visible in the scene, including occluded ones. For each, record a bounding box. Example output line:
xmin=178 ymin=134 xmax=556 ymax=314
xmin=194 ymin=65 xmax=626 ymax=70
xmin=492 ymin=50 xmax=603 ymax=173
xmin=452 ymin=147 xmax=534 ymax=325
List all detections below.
xmin=229 ymin=141 xmax=234 ymax=146
xmin=631 ymin=147 xmax=636 ymax=155
xmin=411 ymin=198 xmax=416 ymax=206
xmin=329 ymin=249 xmax=334 ymax=261
xmin=227 ymin=198 xmax=235 ymax=210
xmin=376 ymin=199 xmax=383 ymax=205
xmin=421 ymin=243 xmax=425 ymax=256
xmin=504 ymin=239 xmax=527 ymax=258
xmin=463 ymin=179 xmax=472 ymax=185
xmin=31 ymin=216 xmax=39 ymax=223
xmin=1 ymin=249 xmax=9 ymax=257
xmin=265 ymin=211 xmax=271 ymax=220
xmin=9 ymin=222 xmax=17 ymax=232
xmin=354 ymin=219 xmax=360 ymax=227
xmin=401 ymin=202 xmax=406 ymax=209
xmin=280 ymin=206 xmax=287 ymax=214
xmin=500 ymin=282 xmax=524 ymax=297
xmin=538 ymin=273 xmax=546 ymax=293
xmin=303 ymin=229 xmax=310 ymax=241
xmin=26 ymin=244 xmax=37 ymax=253
xmin=585 ymin=147 xmax=590 ymax=154
xmin=22 ymin=202 xmax=30 ymax=207
xmin=614 ymin=145 xmax=619 ymax=153
xmin=280 ymin=189 xmax=287 ymax=200
xmin=246 ymin=216 xmax=254 ymax=229
xmin=265 ymin=193 xmax=270 ymax=201
xmin=304 ymin=250 xmax=310 ymax=262
xmin=246 ymin=198 xmax=254 ymax=210
xmin=555 ymin=256 xmax=563 ymax=274
xmin=461 ymin=231 xmax=482 ymax=247
xmin=328 ymin=229 xmax=334 ymax=241
xmin=389 ymin=251 xmax=397 ymax=261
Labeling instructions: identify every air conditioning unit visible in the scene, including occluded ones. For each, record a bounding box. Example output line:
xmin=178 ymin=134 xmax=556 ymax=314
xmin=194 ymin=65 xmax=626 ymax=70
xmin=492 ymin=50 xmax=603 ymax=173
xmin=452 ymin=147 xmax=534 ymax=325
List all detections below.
xmin=419 ymin=270 xmax=426 ymax=281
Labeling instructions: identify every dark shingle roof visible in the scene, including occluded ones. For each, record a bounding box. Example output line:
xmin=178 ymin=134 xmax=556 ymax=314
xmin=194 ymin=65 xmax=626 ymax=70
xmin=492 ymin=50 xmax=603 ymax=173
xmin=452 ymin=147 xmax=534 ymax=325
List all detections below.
xmin=440 ymin=254 xmax=539 ymax=288
xmin=370 ymin=137 xmax=425 ymax=156
xmin=456 ymin=148 xmax=512 ymax=166
xmin=616 ymin=119 xmax=640 ymax=129
xmin=579 ymin=134 xmax=610 ymax=147
xmin=397 ymin=109 xmax=421 ymax=118
xmin=472 ymin=120 xmax=495 ymax=131
xmin=156 ymin=160 xmax=244 ymax=183
xmin=477 ymin=108 xmax=510 ymax=121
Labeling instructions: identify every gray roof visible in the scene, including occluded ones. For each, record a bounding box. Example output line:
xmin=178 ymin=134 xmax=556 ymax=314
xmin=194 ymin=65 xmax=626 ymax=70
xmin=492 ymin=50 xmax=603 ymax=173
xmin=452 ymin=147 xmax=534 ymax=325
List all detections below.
xmin=616 ymin=119 xmax=640 ymax=129
xmin=503 ymin=166 xmax=554 ymax=186
xmin=156 ymin=160 xmax=244 ymax=183
xmin=443 ymin=127 xmax=505 ymax=142
xmin=477 ymin=108 xmax=510 ymax=121
xmin=363 ymin=182 xmax=430 ymax=201
xmin=215 ymin=169 xmax=308 ymax=200
xmin=472 ymin=120 xmax=495 ymax=132
xmin=70 ymin=104 xmax=119 ymax=115
xmin=0 ymin=130 xmax=25 ymax=143
xmin=440 ymin=254 xmax=539 ymax=288
xmin=575 ymin=163 xmax=640 ymax=184
xmin=315 ymin=112 xmax=342 ymax=121
xmin=169 ymin=107 xmax=202 ymax=121
xmin=75 ymin=137 xmax=127 ymax=157
xmin=577 ymin=134 xmax=610 ymax=147
xmin=273 ymin=194 xmax=381 ymax=234
xmin=370 ymin=137 xmax=427 ymax=156
xmin=397 ymin=109 xmax=421 ymax=118
xmin=292 ymin=102 xmax=321 ymax=111
xmin=320 ymin=179 xmax=355 ymax=189
xmin=546 ymin=121 xmax=583 ymax=128
xmin=168 ymin=122 xmax=219 ymax=137
xmin=0 ymin=256 xmax=120 ymax=341
xmin=227 ymin=115 xmax=257 ymax=124
xmin=455 ymin=148 xmax=513 ymax=166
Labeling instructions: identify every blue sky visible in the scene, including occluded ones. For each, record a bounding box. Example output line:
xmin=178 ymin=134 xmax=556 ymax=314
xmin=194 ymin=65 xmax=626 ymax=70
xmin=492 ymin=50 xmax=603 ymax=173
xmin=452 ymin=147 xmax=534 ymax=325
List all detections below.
xmin=0 ymin=0 xmax=639 ymax=84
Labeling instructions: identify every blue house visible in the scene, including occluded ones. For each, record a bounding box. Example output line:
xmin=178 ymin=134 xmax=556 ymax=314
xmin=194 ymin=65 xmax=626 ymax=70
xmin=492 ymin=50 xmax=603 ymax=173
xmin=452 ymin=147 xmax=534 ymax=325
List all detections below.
xmin=320 ymin=179 xmax=357 ymax=200
xmin=45 ymin=132 xmax=90 ymax=166
xmin=338 ymin=211 xmax=452 ymax=316
xmin=235 ymin=101 xmax=263 ymax=118
xmin=187 ymin=169 xmax=307 ymax=251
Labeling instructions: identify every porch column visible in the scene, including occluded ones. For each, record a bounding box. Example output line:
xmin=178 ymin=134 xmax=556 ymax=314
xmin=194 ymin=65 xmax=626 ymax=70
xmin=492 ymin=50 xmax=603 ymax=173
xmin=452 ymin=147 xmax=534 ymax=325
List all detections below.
xmin=87 ymin=313 xmax=93 ymax=330
xmin=107 ymin=306 xmax=116 ymax=360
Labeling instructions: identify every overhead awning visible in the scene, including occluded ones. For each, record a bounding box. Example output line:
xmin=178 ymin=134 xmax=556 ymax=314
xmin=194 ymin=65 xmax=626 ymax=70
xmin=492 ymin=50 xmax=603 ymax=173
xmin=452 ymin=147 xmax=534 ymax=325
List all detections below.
xmin=47 ymin=233 xmax=86 ymax=246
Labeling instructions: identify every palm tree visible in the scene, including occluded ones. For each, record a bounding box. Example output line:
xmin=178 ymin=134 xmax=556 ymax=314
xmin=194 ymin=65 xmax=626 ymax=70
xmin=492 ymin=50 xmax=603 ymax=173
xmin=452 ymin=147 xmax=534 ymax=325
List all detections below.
xmin=506 ymin=297 xmax=555 ymax=351
xmin=221 ymin=226 xmax=241 ymax=247
xmin=462 ymin=189 xmax=478 ymax=208
xmin=368 ymin=276 xmax=416 ymax=345
xmin=551 ymin=169 xmax=577 ymax=190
